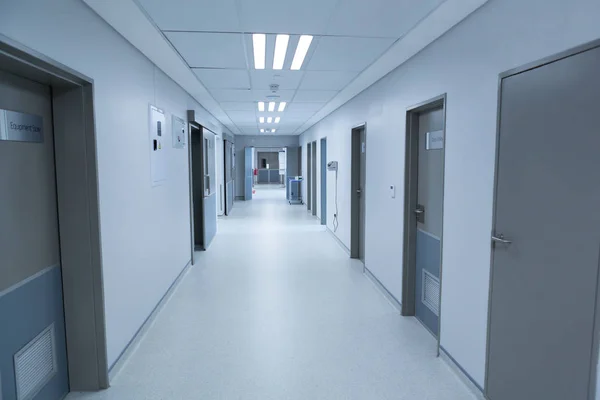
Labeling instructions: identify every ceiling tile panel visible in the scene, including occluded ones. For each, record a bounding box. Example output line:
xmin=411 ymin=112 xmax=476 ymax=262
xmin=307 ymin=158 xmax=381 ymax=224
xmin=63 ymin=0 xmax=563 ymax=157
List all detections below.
xmin=193 ymin=69 xmax=251 ymax=89
xmin=226 ymin=111 xmax=258 ymax=124
xmin=220 ymin=102 xmax=257 ymax=111
xmin=210 ymin=89 xmax=255 ymax=102
xmin=299 ymin=71 xmax=359 ymax=91
xmin=250 ymin=70 xmax=305 ymax=91
xmin=138 ymin=0 xmax=240 ymax=31
xmin=165 ymin=32 xmax=247 ymax=68
xmin=252 ymin=89 xmax=295 ymax=103
xmin=293 ymin=90 xmax=338 ymax=103
xmin=307 ymin=37 xmax=396 ymax=72
xmin=237 ymin=0 xmax=339 ymax=35
xmin=286 ymin=103 xmax=327 ymax=113
xmin=327 ymin=0 xmax=444 ymax=38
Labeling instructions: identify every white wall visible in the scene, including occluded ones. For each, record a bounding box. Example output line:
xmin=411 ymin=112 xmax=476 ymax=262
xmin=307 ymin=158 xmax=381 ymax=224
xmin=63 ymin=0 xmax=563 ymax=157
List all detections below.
xmin=300 ymin=0 xmax=600 ymax=387
xmin=0 ymin=0 xmax=229 ymax=368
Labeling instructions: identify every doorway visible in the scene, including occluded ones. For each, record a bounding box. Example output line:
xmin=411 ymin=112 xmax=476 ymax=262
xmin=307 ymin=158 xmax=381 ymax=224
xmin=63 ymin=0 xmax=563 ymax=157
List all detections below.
xmin=485 ymin=41 xmax=600 ymax=400
xmin=0 ymin=36 xmax=108 ymax=396
xmin=190 ymin=124 xmax=206 ymax=255
xmin=350 ymin=125 xmax=367 ymax=262
xmin=320 ymin=138 xmax=327 ymax=225
xmin=306 ymin=142 xmax=312 ymax=211
xmin=401 ymin=95 xmax=446 ymax=339
xmin=311 ymin=140 xmax=317 ymax=217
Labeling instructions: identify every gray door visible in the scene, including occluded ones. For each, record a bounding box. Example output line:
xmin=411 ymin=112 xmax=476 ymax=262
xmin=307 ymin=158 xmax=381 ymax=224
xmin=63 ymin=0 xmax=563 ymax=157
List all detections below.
xmin=0 ymin=71 xmax=69 ymax=399
xmin=306 ymin=142 xmax=312 ymax=210
xmin=320 ymin=138 xmax=327 ymax=225
xmin=414 ymin=108 xmax=444 ymax=336
xmin=358 ymin=128 xmax=366 ymax=263
xmin=244 ymin=146 xmax=253 ymax=201
xmin=486 ymin=45 xmax=600 ymax=400
xmin=190 ymin=126 xmax=205 ymax=251
xmin=311 ymin=141 xmax=317 ymax=216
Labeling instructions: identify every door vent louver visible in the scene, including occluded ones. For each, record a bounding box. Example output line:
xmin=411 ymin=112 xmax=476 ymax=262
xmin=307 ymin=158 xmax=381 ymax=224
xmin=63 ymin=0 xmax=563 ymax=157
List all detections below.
xmin=422 ymin=270 xmax=440 ymax=316
xmin=14 ymin=324 xmax=57 ymax=400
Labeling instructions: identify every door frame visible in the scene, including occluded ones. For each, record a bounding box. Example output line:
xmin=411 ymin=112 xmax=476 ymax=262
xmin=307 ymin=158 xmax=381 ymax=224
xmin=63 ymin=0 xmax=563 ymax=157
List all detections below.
xmin=320 ymin=137 xmax=327 ymax=225
xmin=0 ymin=34 xmax=108 ymax=390
xmin=401 ymin=94 xmax=447 ymax=346
xmin=484 ymin=39 xmax=600 ymax=399
xmin=350 ymin=123 xmax=367 ymax=261
xmin=187 ymin=121 xmax=206 ymax=263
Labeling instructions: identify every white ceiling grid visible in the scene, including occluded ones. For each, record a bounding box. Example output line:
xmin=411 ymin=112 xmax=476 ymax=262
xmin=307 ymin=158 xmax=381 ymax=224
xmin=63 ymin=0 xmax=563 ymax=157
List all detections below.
xmin=137 ymin=0 xmax=447 ymax=135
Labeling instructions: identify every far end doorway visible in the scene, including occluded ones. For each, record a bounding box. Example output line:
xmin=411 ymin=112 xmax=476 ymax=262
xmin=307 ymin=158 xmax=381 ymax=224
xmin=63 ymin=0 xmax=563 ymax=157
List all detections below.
xmin=401 ymin=95 xmax=446 ymax=340
xmin=350 ymin=125 xmax=366 ymax=263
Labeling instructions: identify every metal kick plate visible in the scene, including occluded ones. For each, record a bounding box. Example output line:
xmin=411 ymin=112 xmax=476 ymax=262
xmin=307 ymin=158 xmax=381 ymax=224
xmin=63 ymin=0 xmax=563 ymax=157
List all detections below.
xmin=0 ymin=109 xmax=44 ymax=143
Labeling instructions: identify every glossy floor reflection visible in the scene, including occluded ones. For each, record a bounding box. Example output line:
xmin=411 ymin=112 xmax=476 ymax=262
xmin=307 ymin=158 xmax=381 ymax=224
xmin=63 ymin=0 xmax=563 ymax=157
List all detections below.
xmin=68 ymin=189 xmax=476 ymax=399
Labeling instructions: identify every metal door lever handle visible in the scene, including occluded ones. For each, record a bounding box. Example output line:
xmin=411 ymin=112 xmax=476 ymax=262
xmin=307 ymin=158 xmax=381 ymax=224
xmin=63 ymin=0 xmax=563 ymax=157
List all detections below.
xmin=492 ymin=234 xmax=512 ymax=245
xmin=414 ymin=209 xmax=424 ymax=214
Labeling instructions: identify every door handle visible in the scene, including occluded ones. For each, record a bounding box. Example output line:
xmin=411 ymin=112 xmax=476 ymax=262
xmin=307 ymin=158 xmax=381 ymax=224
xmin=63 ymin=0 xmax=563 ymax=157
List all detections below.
xmin=492 ymin=234 xmax=512 ymax=245
xmin=356 ymin=188 xmax=362 ymax=196
xmin=414 ymin=209 xmax=424 ymax=214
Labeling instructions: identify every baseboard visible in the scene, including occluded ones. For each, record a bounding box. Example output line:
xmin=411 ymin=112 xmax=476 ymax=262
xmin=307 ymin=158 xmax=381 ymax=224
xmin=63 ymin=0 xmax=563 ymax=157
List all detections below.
xmin=364 ymin=267 xmax=403 ymax=313
xmin=439 ymin=346 xmax=486 ymax=399
xmin=326 ymin=227 xmax=350 ymax=256
xmin=108 ymin=259 xmax=193 ymax=382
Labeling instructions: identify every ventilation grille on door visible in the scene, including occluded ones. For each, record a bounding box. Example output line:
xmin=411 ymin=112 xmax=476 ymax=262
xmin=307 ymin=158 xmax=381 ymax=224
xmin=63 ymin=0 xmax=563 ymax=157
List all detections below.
xmin=14 ymin=324 xmax=57 ymax=400
xmin=422 ymin=270 xmax=440 ymax=316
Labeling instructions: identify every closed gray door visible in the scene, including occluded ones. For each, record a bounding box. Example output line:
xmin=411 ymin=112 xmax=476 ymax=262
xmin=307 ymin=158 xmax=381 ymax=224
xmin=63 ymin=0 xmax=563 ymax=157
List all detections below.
xmin=359 ymin=128 xmax=366 ymax=263
xmin=486 ymin=45 xmax=600 ymax=400
xmin=306 ymin=142 xmax=312 ymax=210
xmin=0 ymin=70 xmax=69 ymax=399
xmin=311 ymin=141 xmax=317 ymax=216
xmin=414 ymin=108 xmax=444 ymax=336
xmin=320 ymin=138 xmax=327 ymax=225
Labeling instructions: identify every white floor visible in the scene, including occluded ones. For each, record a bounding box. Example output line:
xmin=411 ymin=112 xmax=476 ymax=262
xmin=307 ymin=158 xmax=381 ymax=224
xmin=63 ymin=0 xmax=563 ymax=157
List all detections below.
xmin=68 ymin=188 xmax=476 ymax=400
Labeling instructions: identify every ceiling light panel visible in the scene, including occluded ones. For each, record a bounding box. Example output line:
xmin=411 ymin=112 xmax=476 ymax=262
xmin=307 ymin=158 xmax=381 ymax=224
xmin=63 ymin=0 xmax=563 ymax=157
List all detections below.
xmin=259 ymin=117 xmax=265 ymax=123
xmin=260 ymin=129 xmax=265 ymax=133
xmin=253 ymin=33 xmax=266 ymax=69
xmin=291 ymin=35 xmax=313 ymax=70
xmin=278 ymin=102 xmax=287 ymax=112
xmin=267 ymin=117 xmax=273 ymax=123
xmin=273 ymin=34 xmax=290 ymax=70
xmin=268 ymin=102 xmax=275 ymax=112
xmin=271 ymin=129 xmax=276 ymax=133
xmin=275 ymin=117 xmax=281 ymax=123
xmin=258 ymin=101 xmax=265 ymax=111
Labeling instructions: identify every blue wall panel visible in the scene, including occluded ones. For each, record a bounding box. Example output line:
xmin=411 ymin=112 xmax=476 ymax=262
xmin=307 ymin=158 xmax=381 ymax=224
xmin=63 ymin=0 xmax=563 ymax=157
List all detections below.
xmin=0 ymin=266 xmax=69 ymax=400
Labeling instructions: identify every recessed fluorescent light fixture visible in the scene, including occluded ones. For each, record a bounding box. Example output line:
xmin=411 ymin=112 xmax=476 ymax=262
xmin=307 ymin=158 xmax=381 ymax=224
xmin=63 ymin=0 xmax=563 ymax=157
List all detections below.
xmin=253 ymin=33 xmax=266 ymax=70
xmin=259 ymin=117 xmax=265 ymax=123
xmin=267 ymin=117 xmax=273 ymax=123
xmin=278 ymin=102 xmax=287 ymax=112
xmin=273 ymin=34 xmax=289 ymax=70
xmin=291 ymin=35 xmax=313 ymax=70
xmin=258 ymin=101 xmax=265 ymax=111
xmin=271 ymin=129 xmax=276 ymax=133
xmin=268 ymin=102 xmax=275 ymax=112
xmin=274 ymin=117 xmax=280 ymax=123
xmin=260 ymin=129 xmax=265 ymax=133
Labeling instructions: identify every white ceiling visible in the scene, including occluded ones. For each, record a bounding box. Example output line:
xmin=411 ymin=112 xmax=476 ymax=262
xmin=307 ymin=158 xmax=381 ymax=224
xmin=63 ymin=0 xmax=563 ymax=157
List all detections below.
xmin=85 ymin=0 xmax=488 ymax=136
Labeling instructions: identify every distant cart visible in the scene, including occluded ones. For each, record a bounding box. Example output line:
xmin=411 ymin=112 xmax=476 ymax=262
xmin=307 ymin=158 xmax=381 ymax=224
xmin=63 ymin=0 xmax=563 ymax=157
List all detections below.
xmin=288 ymin=177 xmax=303 ymax=205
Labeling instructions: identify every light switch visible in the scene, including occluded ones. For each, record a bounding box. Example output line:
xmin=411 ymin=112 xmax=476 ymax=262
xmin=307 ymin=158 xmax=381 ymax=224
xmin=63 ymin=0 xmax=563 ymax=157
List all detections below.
xmin=389 ymin=185 xmax=396 ymax=198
